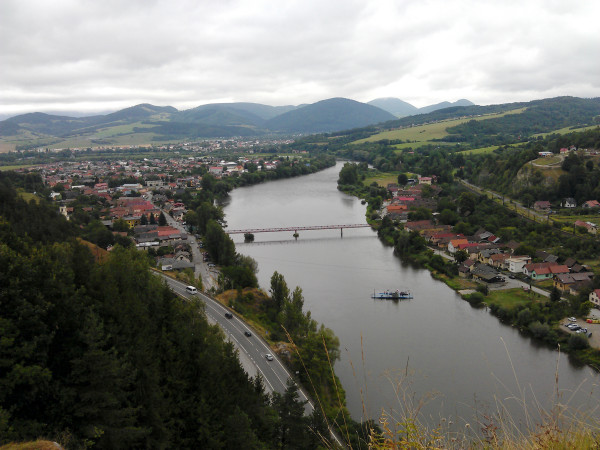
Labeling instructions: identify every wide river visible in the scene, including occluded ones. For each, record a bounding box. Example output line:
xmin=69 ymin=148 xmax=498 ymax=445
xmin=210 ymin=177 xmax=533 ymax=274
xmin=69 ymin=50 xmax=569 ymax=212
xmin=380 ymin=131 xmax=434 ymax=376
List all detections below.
xmin=223 ymin=162 xmax=600 ymax=429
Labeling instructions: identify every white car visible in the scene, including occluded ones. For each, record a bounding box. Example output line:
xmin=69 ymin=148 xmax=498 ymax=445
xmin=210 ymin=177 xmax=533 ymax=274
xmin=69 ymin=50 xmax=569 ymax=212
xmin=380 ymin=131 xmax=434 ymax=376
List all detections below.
xmin=265 ymin=354 xmax=274 ymax=361
xmin=568 ymin=317 xmax=577 ymax=322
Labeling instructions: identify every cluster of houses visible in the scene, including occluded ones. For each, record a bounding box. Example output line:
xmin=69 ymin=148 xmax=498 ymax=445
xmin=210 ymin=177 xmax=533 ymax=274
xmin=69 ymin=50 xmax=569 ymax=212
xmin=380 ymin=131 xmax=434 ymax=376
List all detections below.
xmin=405 ymin=220 xmax=596 ymax=297
xmin=385 ymin=177 xmax=439 ymax=220
xmin=538 ymin=146 xmax=599 ymax=158
xmin=534 ymin=199 xmax=600 ymax=212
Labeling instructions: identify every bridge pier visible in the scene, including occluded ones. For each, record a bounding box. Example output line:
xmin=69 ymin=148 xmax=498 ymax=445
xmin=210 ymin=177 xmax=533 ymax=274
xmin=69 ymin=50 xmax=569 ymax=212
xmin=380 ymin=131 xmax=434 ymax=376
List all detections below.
xmin=340 ymin=227 xmax=343 ymax=237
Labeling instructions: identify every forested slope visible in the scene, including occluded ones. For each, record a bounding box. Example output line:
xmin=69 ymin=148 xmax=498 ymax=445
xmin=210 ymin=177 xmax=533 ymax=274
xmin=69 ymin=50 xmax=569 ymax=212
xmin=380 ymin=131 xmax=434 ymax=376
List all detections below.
xmin=0 ymin=173 xmax=302 ymax=449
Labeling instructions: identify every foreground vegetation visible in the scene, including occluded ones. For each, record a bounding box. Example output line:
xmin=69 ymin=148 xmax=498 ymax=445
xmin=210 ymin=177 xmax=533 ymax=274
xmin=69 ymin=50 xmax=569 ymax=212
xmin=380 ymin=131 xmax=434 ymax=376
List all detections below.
xmin=0 ymin=173 xmax=349 ymax=449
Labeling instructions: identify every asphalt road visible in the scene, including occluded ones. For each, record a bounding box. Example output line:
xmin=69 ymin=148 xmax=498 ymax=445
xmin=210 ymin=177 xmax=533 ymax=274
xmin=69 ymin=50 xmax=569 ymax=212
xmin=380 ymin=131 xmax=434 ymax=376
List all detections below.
xmin=159 ymin=274 xmax=316 ymax=414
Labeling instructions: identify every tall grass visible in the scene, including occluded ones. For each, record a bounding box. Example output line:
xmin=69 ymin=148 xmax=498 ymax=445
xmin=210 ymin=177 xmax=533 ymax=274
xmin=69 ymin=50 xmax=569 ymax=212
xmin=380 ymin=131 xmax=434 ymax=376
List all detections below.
xmin=321 ymin=335 xmax=600 ymax=449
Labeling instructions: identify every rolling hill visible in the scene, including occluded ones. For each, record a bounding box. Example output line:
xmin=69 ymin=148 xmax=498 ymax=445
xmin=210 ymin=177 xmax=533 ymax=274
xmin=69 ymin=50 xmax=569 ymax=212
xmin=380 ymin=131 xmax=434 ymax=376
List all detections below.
xmin=265 ymin=97 xmax=396 ymax=133
xmin=368 ymin=97 xmax=475 ymax=117
xmin=367 ymin=98 xmax=418 ymax=117
xmin=2 ymin=96 xmax=598 ymax=151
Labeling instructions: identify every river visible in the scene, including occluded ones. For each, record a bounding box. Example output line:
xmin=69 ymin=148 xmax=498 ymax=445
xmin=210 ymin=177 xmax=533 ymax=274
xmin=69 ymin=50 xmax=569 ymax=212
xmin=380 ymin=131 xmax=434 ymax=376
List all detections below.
xmin=223 ymin=162 xmax=600 ymax=429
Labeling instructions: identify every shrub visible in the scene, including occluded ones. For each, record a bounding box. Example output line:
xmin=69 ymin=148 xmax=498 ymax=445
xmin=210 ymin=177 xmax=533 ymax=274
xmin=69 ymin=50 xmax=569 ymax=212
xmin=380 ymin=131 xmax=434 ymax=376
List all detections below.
xmin=568 ymin=333 xmax=590 ymax=350
xmin=528 ymin=321 xmax=550 ymax=339
xmin=466 ymin=292 xmax=484 ymax=306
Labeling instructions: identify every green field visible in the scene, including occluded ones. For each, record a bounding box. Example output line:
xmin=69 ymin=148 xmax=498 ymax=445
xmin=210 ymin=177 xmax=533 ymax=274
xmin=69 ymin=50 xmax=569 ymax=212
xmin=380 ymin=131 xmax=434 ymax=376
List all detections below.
xmin=363 ymin=172 xmax=399 ymax=187
xmin=552 ymin=214 xmax=600 ymax=226
xmin=533 ymin=124 xmax=599 ymax=138
xmin=486 ymin=288 xmax=545 ymax=310
xmin=16 ymin=189 xmax=39 ymax=204
xmin=353 ymin=107 xmax=527 ymax=144
xmin=0 ymin=164 xmax=36 ymax=171
xmin=458 ymin=146 xmax=499 ymax=155
xmin=532 ymin=156 xmax=562 ymax=166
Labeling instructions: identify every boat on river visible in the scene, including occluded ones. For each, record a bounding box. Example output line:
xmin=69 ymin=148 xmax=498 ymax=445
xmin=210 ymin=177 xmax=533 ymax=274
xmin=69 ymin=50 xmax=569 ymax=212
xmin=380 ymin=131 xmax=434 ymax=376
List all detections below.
xmin=371 ymin=289 xmax=413 ymax=300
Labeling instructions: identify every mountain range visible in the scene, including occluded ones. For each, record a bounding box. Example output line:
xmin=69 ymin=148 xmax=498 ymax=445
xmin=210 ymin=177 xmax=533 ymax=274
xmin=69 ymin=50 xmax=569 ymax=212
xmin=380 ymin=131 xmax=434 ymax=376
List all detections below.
xmin=0 ymin=96 xmax=474 ymax=149
xmin=367 ymin=98 xmax=474 ymax=117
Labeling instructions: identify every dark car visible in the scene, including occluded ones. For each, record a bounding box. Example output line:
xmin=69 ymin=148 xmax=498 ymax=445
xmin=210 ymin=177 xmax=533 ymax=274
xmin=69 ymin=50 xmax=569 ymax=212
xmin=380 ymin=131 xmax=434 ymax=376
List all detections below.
xmin=509 ymin=275 xmax=516 ymax=279
xmin=244 ymin=331 xmax=252 ymax=337
xmin=225 ymin=312 xmax=233 ymax=319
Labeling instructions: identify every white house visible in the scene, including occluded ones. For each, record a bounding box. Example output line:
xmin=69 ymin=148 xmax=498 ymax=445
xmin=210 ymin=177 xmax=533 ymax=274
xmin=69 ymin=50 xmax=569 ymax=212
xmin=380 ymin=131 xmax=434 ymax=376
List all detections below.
xmin=507 ymin=256 xmax=531 ymax=273
xmin=589 ymin=289 xmax=600 ymax=308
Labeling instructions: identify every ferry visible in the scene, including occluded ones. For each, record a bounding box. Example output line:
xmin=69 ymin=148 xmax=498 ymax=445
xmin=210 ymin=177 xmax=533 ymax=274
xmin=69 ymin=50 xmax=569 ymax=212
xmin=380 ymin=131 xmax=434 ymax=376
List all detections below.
xmin=371 ymin=289 xmax=413 ymax=300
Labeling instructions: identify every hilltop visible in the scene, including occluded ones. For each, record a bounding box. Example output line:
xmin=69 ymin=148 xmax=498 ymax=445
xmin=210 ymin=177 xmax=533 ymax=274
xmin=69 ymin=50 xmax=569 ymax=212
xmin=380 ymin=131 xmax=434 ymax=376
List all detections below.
xmin=368 ymin=97 xmax=474 ymax=117
xmin=0 ymin=98 xmax=396 ymax=150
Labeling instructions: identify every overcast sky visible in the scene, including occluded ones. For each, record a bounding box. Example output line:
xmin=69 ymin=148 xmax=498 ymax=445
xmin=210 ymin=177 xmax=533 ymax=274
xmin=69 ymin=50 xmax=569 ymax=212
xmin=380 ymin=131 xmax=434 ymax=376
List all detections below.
xmin=1 ymin=0 xmax=599 ymax=117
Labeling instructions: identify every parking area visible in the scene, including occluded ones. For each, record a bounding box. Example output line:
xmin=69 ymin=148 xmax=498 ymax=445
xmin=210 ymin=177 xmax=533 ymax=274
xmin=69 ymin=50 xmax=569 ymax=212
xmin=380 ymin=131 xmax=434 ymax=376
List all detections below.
xmin=559 ymin=317 xmax=600 ymax=349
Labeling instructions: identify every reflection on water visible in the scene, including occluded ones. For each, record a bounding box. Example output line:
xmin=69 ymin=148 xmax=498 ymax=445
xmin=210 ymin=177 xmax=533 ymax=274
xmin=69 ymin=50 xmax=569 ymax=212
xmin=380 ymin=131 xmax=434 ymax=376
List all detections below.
xmin=224 ymin=162 xmax=600 ymax=426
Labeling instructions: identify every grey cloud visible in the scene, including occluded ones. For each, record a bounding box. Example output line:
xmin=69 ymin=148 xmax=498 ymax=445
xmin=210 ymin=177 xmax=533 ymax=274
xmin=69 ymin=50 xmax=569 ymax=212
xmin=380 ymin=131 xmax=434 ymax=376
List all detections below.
xmin=1 ymin=0 xmax=599 ymax=115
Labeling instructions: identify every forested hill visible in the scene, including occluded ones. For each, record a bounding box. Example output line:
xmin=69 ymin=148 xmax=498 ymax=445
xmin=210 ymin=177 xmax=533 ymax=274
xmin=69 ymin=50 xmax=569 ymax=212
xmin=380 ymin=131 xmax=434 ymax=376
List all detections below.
xmin=0 ymin=173 xmax=320 ymax=449
xmin=265 ymin=97 xmax=396 ymax=133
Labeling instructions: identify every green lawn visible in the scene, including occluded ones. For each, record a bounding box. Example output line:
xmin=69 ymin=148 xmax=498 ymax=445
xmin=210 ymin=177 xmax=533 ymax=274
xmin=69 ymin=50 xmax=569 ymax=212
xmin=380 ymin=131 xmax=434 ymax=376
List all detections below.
xmin=353 ymin=107 xmax=526 ymax=144
xmin=552 ymin=214 xmax=600 ymax=226
xmin=531 ymin=156 xmax=562 ymax=166
xmin=0 ymin=164 xmax=36 ymax=171
xmin=458 ymin=146 xmax=499 ymax=155
xmin=17 ymin=189 xmax=39 ymax=204
xmin=533 ymin=124 xmax=599 ymax=138
xmin=363 ymin=172 xmax=399 ymax=187
xmin=486 ymin=288 xmax=545 ymax=310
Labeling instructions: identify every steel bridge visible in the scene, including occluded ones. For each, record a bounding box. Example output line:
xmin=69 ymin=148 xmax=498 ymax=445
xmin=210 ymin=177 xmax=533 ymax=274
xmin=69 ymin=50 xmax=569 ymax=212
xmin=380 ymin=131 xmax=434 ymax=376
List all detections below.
xmin=226 ymin=223 xmax=370 ymax=236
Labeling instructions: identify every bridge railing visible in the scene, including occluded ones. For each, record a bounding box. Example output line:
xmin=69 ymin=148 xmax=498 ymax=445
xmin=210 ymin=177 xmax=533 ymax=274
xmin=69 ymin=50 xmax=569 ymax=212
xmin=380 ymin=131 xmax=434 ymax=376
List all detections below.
xmin=226 ymin=224 xmax=371 ymax=234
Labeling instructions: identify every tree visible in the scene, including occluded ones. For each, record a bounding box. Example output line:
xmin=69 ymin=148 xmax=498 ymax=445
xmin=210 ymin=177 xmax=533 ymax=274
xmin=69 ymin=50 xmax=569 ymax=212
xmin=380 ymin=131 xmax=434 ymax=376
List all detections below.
xmin=281 ymin=287 xmax=310 ymax=341
xmin=397 ymin=173 xmax=408 ymax=186
xmin=338 ymin=163 xmax=359 ymax=186
xmin=158 ymin=211 xmax=167 ymax=226
xmin=140 ymin=214 xmax=148 ymax=225
xmin=149 ymin=213 xmax=156 ymax=225
xmin=550 ymin=287 xmax=561 ymax=303
xmin=112 ymin=218 xmax=130 ymax=232
xmin=439 ymin=208 xmax=459 ymax=225
xmin=272 ymin=379 xmax=308 ymax=449
xmin=270 ymin=271 xmax=289 ymax=312
xmin=453 ymin=249 xmax=468 ymax=264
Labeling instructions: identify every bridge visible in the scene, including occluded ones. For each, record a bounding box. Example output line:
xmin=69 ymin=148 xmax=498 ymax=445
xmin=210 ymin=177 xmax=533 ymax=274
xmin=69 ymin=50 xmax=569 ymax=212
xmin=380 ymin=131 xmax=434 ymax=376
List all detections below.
xmin=226 ymin=223 xmax=371 ymax=236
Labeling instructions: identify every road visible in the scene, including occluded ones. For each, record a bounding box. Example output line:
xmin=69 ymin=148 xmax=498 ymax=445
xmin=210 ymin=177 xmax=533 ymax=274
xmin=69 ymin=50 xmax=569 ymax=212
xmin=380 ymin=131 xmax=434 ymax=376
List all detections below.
xmin=160 ymin=274 xmax=344 ymax=447
xmin=159 ymin=274 xmax=316 ymax=410
xmin=149 ymin=193 xmax=218 ymax=290
xmin=458 ymin=178 xmax=550 ymax=224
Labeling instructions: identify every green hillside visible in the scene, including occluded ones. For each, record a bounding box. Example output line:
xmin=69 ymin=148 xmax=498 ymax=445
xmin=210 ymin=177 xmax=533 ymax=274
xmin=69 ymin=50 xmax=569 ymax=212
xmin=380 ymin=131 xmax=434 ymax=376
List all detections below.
xmin=266 ymin=97 xmax=396 ymax=133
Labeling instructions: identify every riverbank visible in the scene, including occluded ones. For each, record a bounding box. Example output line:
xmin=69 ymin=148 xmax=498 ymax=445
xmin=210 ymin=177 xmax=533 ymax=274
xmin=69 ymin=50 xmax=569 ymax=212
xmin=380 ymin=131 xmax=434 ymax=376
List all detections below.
xmin=370 ymin=216 xmax=600 ymax=370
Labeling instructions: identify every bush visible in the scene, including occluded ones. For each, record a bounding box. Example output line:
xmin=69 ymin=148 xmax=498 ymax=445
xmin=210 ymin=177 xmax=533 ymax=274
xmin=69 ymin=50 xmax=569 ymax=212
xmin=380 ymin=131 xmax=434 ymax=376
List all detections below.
xmin=528 ymin=321 xmax=550 ymax=339
xmin=466 ymin=292 xmax=484 ymax=306
xmin=568 ymin=333 xmax=590 ymax=350
xmin=476 ymin=283 xmax=489 ymax=296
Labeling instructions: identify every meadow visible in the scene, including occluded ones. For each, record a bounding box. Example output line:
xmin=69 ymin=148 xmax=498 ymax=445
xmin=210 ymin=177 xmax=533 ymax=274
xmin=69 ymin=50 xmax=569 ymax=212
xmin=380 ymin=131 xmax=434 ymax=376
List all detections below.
xmin=352 ymin=107 xmax=527 ymax=144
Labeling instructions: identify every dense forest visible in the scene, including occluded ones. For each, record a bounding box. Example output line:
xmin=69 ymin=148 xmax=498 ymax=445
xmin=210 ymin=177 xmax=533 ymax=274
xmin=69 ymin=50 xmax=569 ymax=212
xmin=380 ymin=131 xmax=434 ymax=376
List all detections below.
xmin=0 ymin=173 xmax=338 ymax=449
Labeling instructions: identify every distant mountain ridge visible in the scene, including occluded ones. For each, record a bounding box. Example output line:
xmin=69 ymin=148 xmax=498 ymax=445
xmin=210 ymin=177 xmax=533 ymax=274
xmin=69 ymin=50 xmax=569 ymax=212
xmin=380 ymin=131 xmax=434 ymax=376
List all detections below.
xmin=368 ymin=97 xmax=475 ymax=117
xmin=0 ymin=98 xmax=397 ymax=144
xmin=4 ymin=96 xmax=598 ymax=150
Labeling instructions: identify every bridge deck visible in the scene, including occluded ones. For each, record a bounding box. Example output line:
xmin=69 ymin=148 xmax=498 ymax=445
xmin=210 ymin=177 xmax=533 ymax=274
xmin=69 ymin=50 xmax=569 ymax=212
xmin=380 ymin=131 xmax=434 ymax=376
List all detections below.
xmin=226 ymin=224 xmax=371 ymax=234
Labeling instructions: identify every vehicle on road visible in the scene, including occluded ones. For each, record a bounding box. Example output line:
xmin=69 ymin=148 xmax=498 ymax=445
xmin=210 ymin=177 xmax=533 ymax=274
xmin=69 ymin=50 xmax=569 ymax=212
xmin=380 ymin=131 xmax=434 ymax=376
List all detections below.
xmin=225 ymin=312 xmax=233 ymax=319
xmin=509 ymin=275 xmax=516 ymax=279
xmin=244 ymin=331 xmax=252 ymax=337
xmin=265 ymin=353 xmax=274 ymax=361
xmin=185 ymin=286 xmax=197 ymax=294
xmin=568 ymin=317 xmax=577 ymax=322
